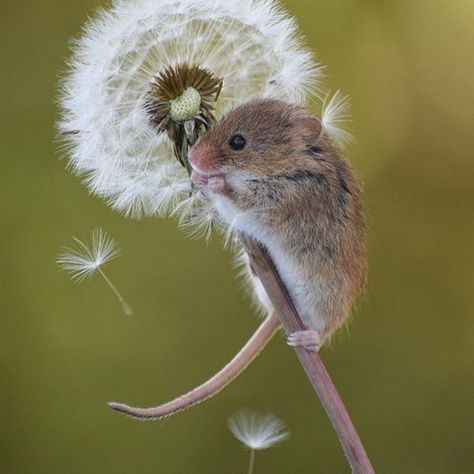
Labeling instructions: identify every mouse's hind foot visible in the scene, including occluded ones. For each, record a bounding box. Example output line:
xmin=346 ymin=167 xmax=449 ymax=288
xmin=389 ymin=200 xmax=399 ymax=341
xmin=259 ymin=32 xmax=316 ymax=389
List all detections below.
xmin=287 ymin=330 xmax=321 ymax=352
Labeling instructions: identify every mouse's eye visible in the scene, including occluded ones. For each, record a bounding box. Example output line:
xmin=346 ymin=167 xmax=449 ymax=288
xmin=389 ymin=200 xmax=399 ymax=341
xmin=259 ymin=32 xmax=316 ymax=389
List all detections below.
xmin=229 ymin=134 xmax=246 ymax=150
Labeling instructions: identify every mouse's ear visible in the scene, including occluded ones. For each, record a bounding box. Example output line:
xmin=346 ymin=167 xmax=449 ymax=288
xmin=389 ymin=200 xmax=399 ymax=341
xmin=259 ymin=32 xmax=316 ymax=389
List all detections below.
xmin=290 ymin=107 xmax=322 ymax=144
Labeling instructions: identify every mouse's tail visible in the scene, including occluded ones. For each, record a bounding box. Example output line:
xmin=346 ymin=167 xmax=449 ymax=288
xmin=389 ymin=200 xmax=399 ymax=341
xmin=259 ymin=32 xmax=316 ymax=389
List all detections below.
xmin=108 ymin=311 xmax=280 ymax=420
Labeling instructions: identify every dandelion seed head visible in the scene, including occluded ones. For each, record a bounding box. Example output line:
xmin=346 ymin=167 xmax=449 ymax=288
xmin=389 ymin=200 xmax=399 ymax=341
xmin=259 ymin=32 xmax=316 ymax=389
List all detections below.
xmin=228 ymin=410 xmax=289 ymax=450
xmin=59 ymin=0 xmax=323 ymax=219
xmin=57 ymin=228 xmax=119 ymax=282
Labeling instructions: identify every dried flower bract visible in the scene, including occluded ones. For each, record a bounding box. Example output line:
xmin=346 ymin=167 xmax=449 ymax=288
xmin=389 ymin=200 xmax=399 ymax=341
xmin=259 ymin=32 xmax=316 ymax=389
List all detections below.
xmin=146 ymin=64 xmax=222 ymax=170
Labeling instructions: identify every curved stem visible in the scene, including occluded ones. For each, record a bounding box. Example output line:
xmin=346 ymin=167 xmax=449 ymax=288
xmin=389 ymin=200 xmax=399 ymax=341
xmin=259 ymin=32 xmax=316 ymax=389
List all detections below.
xmin=108 ymin=312 xmax=280 ymax=419
xmin=241 ymin=235 xmax=375 ymax=474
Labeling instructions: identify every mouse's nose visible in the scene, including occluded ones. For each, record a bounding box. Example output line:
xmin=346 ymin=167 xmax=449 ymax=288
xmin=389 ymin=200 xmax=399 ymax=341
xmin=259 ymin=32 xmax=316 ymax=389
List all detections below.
xmin=188 ymin=144 xmax=219 ymax=173
xmin=189 ymin=146 xmax=215 ymax=185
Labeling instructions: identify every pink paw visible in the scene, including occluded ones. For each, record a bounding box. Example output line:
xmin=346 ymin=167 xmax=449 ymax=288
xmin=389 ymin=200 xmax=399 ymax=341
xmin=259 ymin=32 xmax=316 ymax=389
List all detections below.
xmin=287 ymin=330 xmax=322 ymax=352
xmin=208 ymin=175 xmax=232 ymax=195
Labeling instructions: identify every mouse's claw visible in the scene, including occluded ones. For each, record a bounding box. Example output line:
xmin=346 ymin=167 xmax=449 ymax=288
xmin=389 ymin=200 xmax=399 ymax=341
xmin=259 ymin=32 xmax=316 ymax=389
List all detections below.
xmin=287 ymin=330 xmax=321 ymax=352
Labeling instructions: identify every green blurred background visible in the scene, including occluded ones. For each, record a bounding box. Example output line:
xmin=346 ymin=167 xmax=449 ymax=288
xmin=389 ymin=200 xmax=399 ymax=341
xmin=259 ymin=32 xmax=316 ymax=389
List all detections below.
xmin=1 ymin=0 xmax=473 ymax=472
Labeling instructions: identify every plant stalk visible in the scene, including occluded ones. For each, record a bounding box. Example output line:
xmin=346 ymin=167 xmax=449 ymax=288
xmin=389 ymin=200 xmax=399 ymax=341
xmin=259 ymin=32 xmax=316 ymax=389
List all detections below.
xmin=241 ymin=235 xmax=375 ymax=474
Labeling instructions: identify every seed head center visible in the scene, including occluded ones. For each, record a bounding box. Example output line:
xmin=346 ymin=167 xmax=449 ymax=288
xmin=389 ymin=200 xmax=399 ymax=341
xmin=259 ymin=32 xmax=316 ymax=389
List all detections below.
xmin=170 ymin=87 xmax=202 ymax=122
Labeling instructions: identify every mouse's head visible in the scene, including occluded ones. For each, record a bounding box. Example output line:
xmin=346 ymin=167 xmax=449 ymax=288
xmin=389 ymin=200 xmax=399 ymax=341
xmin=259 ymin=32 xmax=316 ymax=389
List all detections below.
xmin=188 ymin=99 xmax=329 ymax=192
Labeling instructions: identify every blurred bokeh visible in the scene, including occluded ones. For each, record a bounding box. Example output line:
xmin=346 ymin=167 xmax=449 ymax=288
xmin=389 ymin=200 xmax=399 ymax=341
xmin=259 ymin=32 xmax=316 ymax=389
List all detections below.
xmin=1 ymin=0 xmax=473 ymax=472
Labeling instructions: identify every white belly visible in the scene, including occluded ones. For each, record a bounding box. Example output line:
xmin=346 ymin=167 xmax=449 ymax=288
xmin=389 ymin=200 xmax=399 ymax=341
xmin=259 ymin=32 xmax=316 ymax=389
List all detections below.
xmin=212 ymin=194 xmax=325 ymax=331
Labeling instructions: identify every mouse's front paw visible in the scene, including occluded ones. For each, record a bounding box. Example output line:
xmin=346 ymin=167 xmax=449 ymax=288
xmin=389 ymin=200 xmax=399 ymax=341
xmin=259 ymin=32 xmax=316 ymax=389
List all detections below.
xmin=208 ymin=175 xmax=232 ymax=195
xmin=287 ymin=330 xmax=321 ymax=352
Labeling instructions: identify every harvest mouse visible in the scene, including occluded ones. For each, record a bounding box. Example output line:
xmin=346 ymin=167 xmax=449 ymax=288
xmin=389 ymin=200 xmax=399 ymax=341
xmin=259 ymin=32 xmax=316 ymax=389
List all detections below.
xmin=189 ymin=98 xmax=366 ymax=350
xmin=108 ymin=98 xmax=366 ymax=419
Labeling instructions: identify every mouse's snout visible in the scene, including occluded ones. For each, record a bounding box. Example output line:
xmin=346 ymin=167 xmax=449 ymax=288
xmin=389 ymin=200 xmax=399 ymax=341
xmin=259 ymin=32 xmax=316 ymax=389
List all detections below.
xmin=188 ymin=142 xmax=220 ymax=174
xmin=188 ymin=141 xmax=226 ymax=187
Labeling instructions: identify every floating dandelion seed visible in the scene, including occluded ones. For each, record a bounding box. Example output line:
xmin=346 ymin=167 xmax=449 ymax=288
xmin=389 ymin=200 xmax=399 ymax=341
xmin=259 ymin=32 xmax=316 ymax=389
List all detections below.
xmin=228 ymin=410 xmax=289 ymax=450
xmin=59 ymin=0 xmax=323 ymax=221
xmin=57 ymin=229 xmax=132 ymax=316
xmin=228 ymin=410 xmax=289 ymax=474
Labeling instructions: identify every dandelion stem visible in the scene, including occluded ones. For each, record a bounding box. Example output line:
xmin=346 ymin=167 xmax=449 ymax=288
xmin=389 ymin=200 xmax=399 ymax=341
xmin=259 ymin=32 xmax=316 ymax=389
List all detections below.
xmin=241 ymin=235 xmax=375 ymax=474
xmin=97 ymin=268 xmax=133 ymax=316
xmin=247 ymin=449 xmax=256 ymax=474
